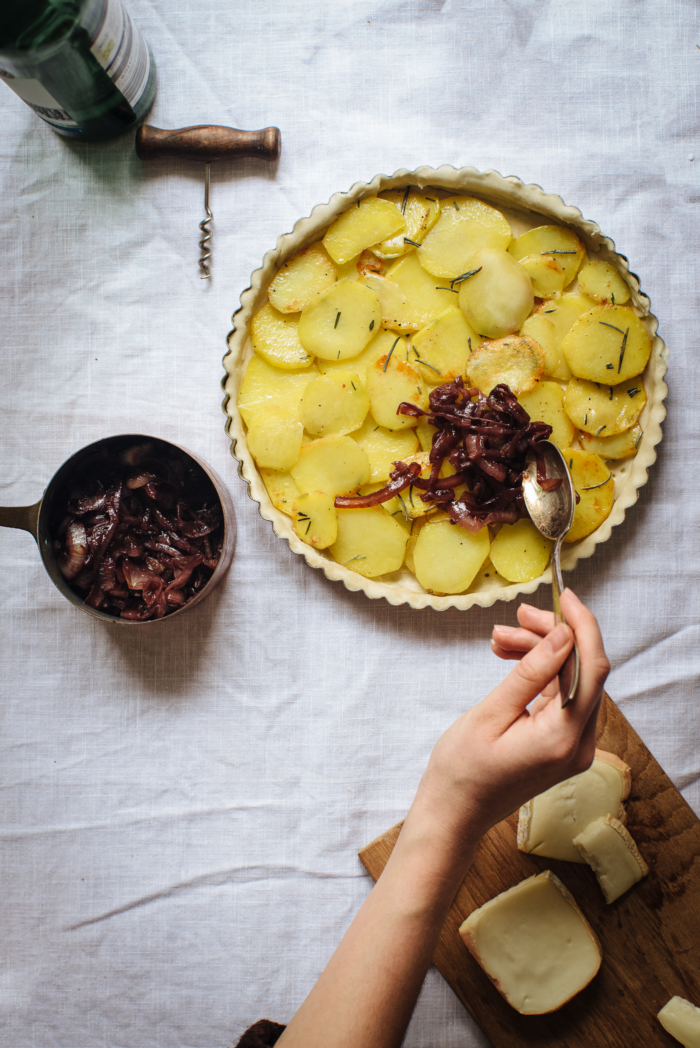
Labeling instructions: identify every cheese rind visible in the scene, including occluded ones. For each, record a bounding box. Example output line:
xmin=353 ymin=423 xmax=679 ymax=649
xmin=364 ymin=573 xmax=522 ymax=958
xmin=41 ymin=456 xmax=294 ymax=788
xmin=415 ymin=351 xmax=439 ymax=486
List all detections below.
xmin=573 ymin=814 xmax=648 ymax=904
xmin=658 ymin=996 xmax=700 ymax=1048
xmin=517 ymin=749 xmax=631 ymax=863
xmin=459 ymin=871 xmax=602 ymax=1015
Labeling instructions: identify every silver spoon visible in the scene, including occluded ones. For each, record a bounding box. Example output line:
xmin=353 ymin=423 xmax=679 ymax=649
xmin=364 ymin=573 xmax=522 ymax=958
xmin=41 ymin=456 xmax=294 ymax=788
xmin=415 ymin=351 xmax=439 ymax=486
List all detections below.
xmin=522 ymin=441 xmax=579 ymax=706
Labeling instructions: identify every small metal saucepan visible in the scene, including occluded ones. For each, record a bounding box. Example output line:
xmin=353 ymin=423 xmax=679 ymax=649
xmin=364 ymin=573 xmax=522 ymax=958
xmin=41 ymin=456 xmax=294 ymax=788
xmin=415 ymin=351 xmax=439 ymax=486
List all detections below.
xmin=0 ymin=434 xmax=236 ymax=624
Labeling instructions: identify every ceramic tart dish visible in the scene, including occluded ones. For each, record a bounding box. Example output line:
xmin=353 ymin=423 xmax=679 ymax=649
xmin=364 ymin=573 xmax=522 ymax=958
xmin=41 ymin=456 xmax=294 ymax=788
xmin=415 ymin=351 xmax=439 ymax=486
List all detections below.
xmin=221 ymin=165 xmax=668 ymax=611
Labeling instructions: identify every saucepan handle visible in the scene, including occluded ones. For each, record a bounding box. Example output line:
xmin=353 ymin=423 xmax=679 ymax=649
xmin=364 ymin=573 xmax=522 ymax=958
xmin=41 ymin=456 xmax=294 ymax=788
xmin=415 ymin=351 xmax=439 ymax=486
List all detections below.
xmin=0 ymin=501 xmax=41 ymax=540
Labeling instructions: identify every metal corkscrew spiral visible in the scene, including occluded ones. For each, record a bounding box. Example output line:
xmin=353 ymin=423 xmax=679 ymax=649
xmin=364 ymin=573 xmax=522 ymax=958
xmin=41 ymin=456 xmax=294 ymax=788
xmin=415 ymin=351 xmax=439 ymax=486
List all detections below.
xmin=135 ymin=123 xmax=281 ymax=281
xmin=198 ymin=162 xmax=213 ymax=279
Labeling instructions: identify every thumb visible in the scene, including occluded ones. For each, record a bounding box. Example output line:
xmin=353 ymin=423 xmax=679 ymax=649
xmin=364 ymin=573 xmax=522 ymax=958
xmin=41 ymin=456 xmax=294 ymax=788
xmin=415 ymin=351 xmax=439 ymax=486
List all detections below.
xmin=486 ymin=622 xmax=573 ymax=728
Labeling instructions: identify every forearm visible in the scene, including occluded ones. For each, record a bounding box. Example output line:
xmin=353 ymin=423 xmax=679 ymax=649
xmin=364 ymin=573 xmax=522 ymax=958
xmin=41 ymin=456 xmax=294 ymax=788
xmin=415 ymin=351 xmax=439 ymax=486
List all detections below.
xmin=277 ymin=807 xmax=478 ymax=1048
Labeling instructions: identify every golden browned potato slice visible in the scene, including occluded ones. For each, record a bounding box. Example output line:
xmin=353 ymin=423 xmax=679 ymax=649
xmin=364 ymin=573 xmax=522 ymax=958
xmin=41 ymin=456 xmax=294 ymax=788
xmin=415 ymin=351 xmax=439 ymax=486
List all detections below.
xmin=537 ymin=291 xmax=597 ymax=347
xmin=357 ymin=273 xmax=416 ymax=332
xmin=517 ymin=253 xmax=567 ymax=299
xmin=351 ymin=417 xmax=419 ymax=482
xmin=579 ymin=424 xmax=642 ymax=460
xmin=518 ymin=381 xmax=576 ymax=451
xmin=412 ymin=515 xmax=490 ymax=594
xmin=417 ymin=197 xmax=513 ymax=280
xmin=323 ymin=197 xmax=406 ymax=265
xmin=508 ymin=224 xmax=585 ymax=286
xmin=564 ymin=448 xmax=614 ymax=543
xmin=292 ymin=491 xmax=337 ymax=549
xmin=365 ymin=346 xmax=428 ymax=429
xmin=267 ymin=242 xmax=337 ymax=313
xmin=563 ymin=376 xmax=646 ymax=436
xmin=577 ymin=259 xmax=631 ymax=305
xmin=247 ymin=405 xmax=303 ymax=470
xmin=561 ymin=305 xmax=652 ymax=384
xmin=251 ymin=303 xmax=315 ymax=370
xmin=259 ymin=468 xmax=300 ymax=517
xmin=235 ymin=355 xmax=318 ymax=426
xmin=290 ymin=435 xmax=370 ymax=496
xmin=374 ymin=189 xmax=441 ymax=258
xmin=458 ymin=248 xmax=534 ymax=339
xmin=316 ymin=329 xmax=392 ymax=384
xmin=489 ymin=519 xmax=553 ymax=583
xmin=411 ymin=307 xmax=481 ymax=386
xmin=298 ymin=279 xmax=381 ymax=361
xmin=519 ymin=313 xmax=570 ymax=382
xmin=404 ymin=518 xmax=424 ymax=574
xmin=300 ymin=372 xmax=370 ymax=437
xmin=467 ymin=335 xmax=545 ymax=396
xmin=386 ymin=253 xmax=461 ymax=328
xmin=330 ymin=506 xmax=409 ymax=577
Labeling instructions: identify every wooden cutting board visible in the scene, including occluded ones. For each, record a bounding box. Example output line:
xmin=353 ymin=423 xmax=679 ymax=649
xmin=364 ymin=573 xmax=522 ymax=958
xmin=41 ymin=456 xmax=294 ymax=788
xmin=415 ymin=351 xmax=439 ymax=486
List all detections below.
xmin=358 ymin=693 xmax=700 ymax=1048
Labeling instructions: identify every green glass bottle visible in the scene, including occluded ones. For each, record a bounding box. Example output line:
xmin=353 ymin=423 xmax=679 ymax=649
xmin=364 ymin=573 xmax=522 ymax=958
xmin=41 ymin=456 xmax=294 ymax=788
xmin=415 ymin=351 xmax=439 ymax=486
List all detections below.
xmin=0 ymin=0 xmax=156 ymax=142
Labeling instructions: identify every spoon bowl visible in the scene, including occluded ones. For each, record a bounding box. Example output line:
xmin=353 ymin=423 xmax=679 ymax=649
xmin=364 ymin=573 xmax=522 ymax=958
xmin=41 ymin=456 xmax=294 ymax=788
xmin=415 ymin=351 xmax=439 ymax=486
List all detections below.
xmin=522 ymin=441 xmax=579 ymax=705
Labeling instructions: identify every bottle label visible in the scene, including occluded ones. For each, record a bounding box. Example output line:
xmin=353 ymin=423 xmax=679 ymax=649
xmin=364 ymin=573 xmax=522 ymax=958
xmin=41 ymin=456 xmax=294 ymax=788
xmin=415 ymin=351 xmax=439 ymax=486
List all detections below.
xmin=0 ymin=0 xmax=152 ymax=135
xmin=0 ymin=73 xmax=78 ymax=132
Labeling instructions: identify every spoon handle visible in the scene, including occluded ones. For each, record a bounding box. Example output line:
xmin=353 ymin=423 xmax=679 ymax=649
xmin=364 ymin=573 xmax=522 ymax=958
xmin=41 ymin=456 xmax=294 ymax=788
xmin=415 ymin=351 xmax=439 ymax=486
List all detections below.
xmin=552 ymin=535 xmax=579 ymax=706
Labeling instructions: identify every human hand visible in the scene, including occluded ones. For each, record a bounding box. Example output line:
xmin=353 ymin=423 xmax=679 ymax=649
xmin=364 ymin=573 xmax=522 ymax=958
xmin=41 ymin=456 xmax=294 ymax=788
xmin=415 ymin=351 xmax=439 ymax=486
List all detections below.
xmin=407 ymin=589 xmax=610 ymax=865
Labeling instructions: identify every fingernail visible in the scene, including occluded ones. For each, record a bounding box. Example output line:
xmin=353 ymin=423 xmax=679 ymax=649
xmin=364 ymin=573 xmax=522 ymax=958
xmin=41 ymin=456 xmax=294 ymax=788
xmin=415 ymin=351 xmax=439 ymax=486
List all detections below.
xmin=493 ymin=624 xmax=514 ymax=633
xmin=546 ymin=623 xmax=571 ymax=652
xmin=561 ymin=588 xmax=580 ymax=605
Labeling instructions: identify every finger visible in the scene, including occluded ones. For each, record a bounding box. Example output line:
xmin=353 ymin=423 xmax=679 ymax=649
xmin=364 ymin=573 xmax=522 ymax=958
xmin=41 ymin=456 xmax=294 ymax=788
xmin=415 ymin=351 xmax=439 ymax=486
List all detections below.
xmin=560 ymin=589 xmax=610 ymax=724
xmin=484 ymin=622 xmax=574 ymax=728
xmin=517 ymin=603 xmax=557 ymax=635
xmin=490 ymin=640 xmax=526 ymax=661
xmin=492 ymin=625 xmax=543 ymax=655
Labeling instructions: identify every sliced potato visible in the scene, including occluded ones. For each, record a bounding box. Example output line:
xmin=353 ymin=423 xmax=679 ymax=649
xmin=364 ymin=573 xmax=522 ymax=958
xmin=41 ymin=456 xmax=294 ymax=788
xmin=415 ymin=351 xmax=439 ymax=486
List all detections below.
xmin=520 ymin=313 xmax=571 ymax=381
xmin=561 ymin=305 xmax=652 ymax=384
xmin=330 ymin=507 xmax=408 ymax=577
xmin=404 ymin=518 xmax=423 ymax=574
xmin=247 ymin=405 xmax=303 ymax=470
xmin=386 ymin=253 xmax=460 ymax=328
xmin=352 ymin=417 xmax=419 ymax=482
xmin=489 ymin=519 xmax=553 ymax=583
xmin=563 ymin=376 xmax=647 ymax=436
xmin=518 ymin=381 xmax=576 ymax=451
xmin=251 ymin=303 xmax=314 ymax=369
xmin=292 ymin=491 xmax=337 ymax=549
xmin=267 ymin=242 xmax=337 ymax=313
xmin=290 ymin=435 xmax=370 ymax=496
xmin=508 ymin=224 xmax=585 ymax=285
xmin=365 ymin=347 xmax=428 ymax=430
xmin=300 ymin=372 xmax=370 ymax=437
xmin=577 ymin=259 xmax=630 ymax=305
xmin=518 ymin=253 xmax=567 ymax=299
xmin=564 ymin=448 xmax=615 ymax=543
xmin=358 ymin=273 xmax=416 ymax=332
xmin=417 ymin=197 xmax=512 ymax=280
xmin=323 ymin=197 xmax=405 ymax=265
xmin=259 ymin=468 xmax=300 ymax=516
xmin=467 ymin=335 xmax=545 ymax=396
xmin=412 ymin=516 xmax=490 ymax=594
xmin=235 ymin=355 xmax=318 ymax=426
xmin=416 ymin=417 xmax=437 ymax=452
xmin=316 ymin=328 xmax=392 ymax=384
xmin=458 ymin=248 xmax=534 ymax=339
xmin=411 ymin=307 xmax=481 ymax=386
xmin=579 ymin=424 xmax=642 ymax=460
xmin=374 ymin=189 xmax=441 ymax=258
xmin=298 ymin=279 xmax=381 ymax=361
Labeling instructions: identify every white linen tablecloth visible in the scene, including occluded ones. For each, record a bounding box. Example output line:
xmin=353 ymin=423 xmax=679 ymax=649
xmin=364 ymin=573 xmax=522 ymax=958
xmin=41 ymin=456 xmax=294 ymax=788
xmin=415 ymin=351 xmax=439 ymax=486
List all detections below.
xmin=0 ymin=2 xmax=698 ymax=1045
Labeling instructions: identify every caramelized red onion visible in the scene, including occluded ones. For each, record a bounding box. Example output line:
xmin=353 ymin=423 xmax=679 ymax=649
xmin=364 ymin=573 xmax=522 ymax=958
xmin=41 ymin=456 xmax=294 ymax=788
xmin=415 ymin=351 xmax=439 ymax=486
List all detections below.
xmin=391 ymin=379 xmax=560 ymax=532
xmin=53 ymin=445 xmax=223 ymax=620
xmin=334 ymin=461 xmax=422 ymax=508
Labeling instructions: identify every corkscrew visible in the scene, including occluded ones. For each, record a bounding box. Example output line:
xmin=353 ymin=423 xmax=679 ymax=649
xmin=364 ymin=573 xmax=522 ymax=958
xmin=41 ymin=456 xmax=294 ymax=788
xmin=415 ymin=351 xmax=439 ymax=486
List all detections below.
xmin=135 ymin=124 xmax=281 ymax=280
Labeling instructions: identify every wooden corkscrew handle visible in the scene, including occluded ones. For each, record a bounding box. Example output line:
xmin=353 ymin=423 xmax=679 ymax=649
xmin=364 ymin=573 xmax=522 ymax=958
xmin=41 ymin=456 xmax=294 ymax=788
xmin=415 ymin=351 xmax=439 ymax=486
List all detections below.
xmin=135 ymin=124 xmax=281 ymax=164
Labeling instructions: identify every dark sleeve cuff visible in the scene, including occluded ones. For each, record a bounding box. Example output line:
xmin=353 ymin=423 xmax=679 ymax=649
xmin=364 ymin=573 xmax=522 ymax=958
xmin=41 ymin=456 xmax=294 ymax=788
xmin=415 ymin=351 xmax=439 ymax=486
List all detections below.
xmin=234 ymin=1018 xmax=287 ymax=1047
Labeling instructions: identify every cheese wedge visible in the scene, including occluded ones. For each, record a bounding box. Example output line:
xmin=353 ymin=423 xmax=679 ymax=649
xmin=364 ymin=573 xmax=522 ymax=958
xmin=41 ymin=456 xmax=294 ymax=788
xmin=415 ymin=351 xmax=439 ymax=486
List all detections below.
xmin=517 ymin=749 xmax=631 ymax=863
xmin=459 ymin=871 xmax=601 ymax=1015
xmin=658 ymin=997 xmax=700 ymax=1048
xmin=573 ymin=814 xmax=648 ymax=903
